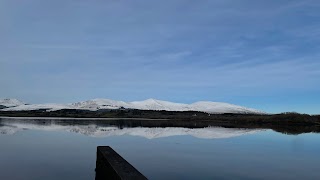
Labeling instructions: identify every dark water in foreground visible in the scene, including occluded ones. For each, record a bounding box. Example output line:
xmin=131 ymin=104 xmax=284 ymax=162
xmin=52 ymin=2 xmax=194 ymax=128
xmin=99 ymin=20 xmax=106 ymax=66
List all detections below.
xmin=0 ymin=118 xmax=320 ymax=180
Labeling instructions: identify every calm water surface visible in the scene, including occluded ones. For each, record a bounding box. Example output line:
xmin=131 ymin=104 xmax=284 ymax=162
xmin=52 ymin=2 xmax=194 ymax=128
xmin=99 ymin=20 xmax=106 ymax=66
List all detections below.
xmin=0 ymin=118 xmax=319 ymax=180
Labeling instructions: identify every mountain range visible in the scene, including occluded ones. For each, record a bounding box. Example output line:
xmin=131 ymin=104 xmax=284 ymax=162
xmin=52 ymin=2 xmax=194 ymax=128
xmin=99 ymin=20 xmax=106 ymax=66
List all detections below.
xmin=0 ymin=98 xmax=264 ymax=114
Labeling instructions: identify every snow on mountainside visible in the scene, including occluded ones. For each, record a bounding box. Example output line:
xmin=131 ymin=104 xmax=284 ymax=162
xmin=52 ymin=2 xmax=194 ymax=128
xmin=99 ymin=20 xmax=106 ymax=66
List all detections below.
xmin=0 ymin=98 xmax=26 ymax=107
xmin=2 ymin=104 xmax=74 ymax=111
xmin=70 ymin=98 xmax=263 ymax=114
xmin=1 ymin=98 xmax=264 ymax=114
xmin=129 ymin=99 xmax=191 ymax=111
xmin=72 ymin=99 xmax=128 ymax=110
xmin=190 ymin=101 xmax=261 ymax=114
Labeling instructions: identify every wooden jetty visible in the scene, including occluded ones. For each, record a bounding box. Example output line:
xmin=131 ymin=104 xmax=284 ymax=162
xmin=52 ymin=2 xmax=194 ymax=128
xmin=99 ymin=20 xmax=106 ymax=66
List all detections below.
xmin=95 ymin=146 xmax=148 ymax=180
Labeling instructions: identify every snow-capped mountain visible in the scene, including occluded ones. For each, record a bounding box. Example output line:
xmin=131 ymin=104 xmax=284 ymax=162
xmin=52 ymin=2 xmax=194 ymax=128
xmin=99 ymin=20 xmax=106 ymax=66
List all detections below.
xmin=72 ymin=99 xmax=262 ymax=113
xmin=0 ymin=98 xmax=264 ymax=114
xmin=189 ymin=101 xmax=260 ymax=114
xmin=69 ymin=98 xmax=263 ymax=114
xmin=0 ymin=98 xmax=26 ymax=107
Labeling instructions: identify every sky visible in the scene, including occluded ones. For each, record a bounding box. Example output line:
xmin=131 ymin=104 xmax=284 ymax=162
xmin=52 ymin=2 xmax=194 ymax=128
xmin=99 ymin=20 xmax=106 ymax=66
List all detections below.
xmin=1 ymin=0 xmax=320 ymax=114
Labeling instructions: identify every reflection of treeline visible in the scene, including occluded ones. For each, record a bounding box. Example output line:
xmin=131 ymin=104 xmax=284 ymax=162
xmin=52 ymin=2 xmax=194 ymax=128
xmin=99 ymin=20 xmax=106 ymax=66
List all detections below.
xmin=0 ymin=109 xmax=320 ymax=135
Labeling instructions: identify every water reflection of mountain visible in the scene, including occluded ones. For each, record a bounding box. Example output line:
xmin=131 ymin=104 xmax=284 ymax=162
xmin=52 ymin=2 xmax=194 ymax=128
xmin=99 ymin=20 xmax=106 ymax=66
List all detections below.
xmin=0 ymin=118 xmax=260 ymax=139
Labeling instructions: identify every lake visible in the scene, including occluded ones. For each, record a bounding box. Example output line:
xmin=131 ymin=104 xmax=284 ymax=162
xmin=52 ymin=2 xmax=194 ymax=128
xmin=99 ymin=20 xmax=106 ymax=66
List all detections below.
xmin=0 ymin=117 xmax=319 ymax=180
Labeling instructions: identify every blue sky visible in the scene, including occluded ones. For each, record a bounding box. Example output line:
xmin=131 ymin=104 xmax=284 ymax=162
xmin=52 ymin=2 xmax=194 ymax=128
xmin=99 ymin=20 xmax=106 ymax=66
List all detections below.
xmin=1 ymin=0 xmax=320 ymax=114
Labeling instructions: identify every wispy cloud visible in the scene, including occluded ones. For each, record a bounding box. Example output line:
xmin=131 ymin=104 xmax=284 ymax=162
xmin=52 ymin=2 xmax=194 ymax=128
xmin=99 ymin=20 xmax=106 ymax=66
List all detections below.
xmin=0 ymin=0 xmax=320 ymax=113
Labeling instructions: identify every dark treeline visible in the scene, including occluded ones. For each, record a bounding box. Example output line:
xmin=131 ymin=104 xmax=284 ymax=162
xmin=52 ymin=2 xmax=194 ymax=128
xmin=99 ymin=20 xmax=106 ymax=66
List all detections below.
xmin=0 ymin=109 xmax=320 ymax=135
xmin=0 ymin=109 xmax=319 ymax=123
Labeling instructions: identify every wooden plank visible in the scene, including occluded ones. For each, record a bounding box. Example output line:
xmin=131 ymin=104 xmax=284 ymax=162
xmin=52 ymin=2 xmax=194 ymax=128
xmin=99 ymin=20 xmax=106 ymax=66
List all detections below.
xmin=96 ymin=146 xmax=148 ymax=180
